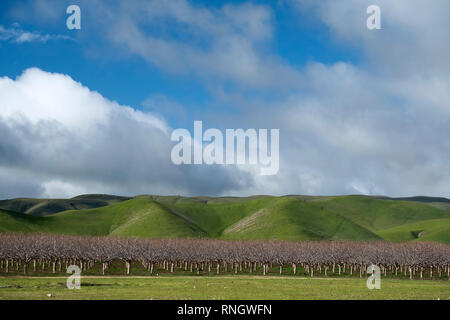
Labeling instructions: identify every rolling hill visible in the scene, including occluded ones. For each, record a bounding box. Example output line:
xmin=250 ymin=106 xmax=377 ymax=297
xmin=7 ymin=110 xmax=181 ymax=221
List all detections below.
xmin=0 ymin=197 xmax=204 ymax=238
xmin=0 ymin=194 xmax=449 ymax=242
xmin=0 ymin=194 xmax=130 ymax=216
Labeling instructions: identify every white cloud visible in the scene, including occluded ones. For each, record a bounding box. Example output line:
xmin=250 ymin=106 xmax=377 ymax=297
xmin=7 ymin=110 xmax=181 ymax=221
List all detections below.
xmin=0 ymin=68 xmax=251 ymax=199
xmin=210 ymin=0 xmax=450 ymax=198
xmin=85 ymin=0 xmax=301 ymax=89
xmin=0 ymin=24 xmax=70 ymax=43
xmin=232 ymin=59 xmax=450 ymax=197
xmin=293 ymin=0 xmax=450 ymax=77
xmin=1 ymin=1 xmax=450 ymax=199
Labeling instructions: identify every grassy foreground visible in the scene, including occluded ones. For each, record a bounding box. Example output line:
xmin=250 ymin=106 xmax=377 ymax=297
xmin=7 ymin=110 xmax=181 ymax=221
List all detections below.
xmin=0 ymin=276 xmax=449 ymax=300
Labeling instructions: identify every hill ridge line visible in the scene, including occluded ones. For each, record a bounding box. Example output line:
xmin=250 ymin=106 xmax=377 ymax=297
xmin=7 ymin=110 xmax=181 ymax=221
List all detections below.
xmin=0 ymin=195 xmax=449 ymax=243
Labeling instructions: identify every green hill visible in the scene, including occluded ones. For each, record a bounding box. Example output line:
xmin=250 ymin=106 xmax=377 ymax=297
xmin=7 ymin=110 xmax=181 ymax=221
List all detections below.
xmin=0 ymin=209 xmax=44 ymax=233
xmin=0 ymin=194 xmax=449 ymax=242
xmin=377 ymin=218 xmax=450 ymax=242
xmin=317 ymin=196 xmax=450 ymax=230
xmin=164 ymin=195 xmax=450 ymax=242
xmin=168 ymin=197 xmax=380 ymax=241
xmin=0 ymin=194 xmax=130 ymax=216
xmin=28 ymin=197 xmax=205 ymax=238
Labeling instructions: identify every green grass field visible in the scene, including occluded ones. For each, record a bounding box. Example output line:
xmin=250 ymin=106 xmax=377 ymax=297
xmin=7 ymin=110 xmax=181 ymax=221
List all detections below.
xmin=0 ymin=276 xmax=448 ymax=300
xmin=1 ymin=194 xmax=449 ymax=242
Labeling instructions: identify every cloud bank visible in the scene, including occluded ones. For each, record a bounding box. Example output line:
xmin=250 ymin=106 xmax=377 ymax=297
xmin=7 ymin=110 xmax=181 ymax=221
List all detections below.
xmin=1 ymin=0 xmax=449 ymax=199
xmin=0 ymin=24 xmax=69 ymax=43
xmin=0 ymin=68 xmax=251 ymax=198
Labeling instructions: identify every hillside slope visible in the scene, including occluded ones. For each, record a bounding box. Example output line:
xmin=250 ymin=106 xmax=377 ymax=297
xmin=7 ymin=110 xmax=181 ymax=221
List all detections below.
xmin=220 ymin=197 xmax=381 ymax=241
xmin=319 ymin=196 xmax=450 ymax=231
xmin=159 ymin=195 xmax=450 ymax=242
xmin=0 ymin=194 xmax=449 ymax=242
xmin=377 ymin=218 xmax=450 ymax=242
xmin=0 ymin=198 xmax=205 ymax=238
xmin=0 ymin=194 xmax=130 ymax=216
xmin=0 ymin=209 xmax=44 ymax=233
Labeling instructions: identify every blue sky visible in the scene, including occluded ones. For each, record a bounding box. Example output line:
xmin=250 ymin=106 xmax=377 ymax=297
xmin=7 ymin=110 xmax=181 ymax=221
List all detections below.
xmin=0 ymin=0 xmax=449 ymax=199
xmin=0 ymin=0 xmax=360 ymax=119
xmin=0 ymin=2 xmax=201 ymax=114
